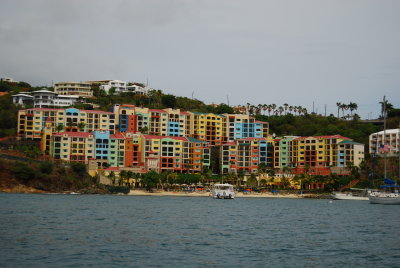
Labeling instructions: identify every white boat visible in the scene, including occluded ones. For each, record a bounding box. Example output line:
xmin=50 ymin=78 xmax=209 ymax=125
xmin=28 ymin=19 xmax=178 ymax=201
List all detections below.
xmin=369 ymin=192 xmax=400 ymax=205
xmin=332 ymin=192 xmax=369 ymax=201
xmin=212 ymin=184 xmax=235 ymax=199
xmin=332 ymin=188 xmax=377 ymax=201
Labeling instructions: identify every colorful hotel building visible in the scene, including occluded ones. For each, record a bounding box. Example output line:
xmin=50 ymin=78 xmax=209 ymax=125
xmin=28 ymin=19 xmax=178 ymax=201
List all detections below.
xmin=17 ymin=105 xmax=364 ymax=175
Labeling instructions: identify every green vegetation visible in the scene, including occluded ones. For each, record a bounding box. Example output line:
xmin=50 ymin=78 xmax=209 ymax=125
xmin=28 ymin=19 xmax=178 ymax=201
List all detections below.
xmin=0 ymin=158 xmax=108 ymax=193
xmin=255 ymin=113 xmax=378 ymax=146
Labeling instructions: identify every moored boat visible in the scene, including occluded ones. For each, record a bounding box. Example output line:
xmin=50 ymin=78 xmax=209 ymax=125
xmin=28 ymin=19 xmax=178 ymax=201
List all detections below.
xmin=369 ymin=192 xmax=400 ymax=205
xmin=331 ymin=188 xmax=374 ymax=201
xmin=332 ymin=192 xmax=369 ymax=201
xmin=212 ymin=184 xmax=235 ymax=199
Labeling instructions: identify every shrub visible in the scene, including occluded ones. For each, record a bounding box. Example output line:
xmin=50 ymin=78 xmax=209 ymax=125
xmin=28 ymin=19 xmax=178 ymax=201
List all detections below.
xmin=12 ymin=163 xmax=36 ymax=183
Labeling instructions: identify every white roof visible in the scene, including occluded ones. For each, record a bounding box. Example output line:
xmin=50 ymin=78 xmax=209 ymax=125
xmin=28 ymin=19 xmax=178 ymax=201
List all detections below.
xmin=32 ymin=90 xmax=56 ymax=94
xmin=371 ymin=129 xmax=400 ymax=136
xmin=12 ymin=93 xmax=33 ymax=98
xmin=56 ymin=95 xmax=80 ymax=99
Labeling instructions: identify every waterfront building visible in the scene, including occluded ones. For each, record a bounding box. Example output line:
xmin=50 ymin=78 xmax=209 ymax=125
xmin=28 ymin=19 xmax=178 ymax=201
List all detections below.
xmin=220 ymin=137 xmax=274 ymax=175
xmin=290 ymin=135 xmax=364 ymax=175
xmin=52 ymin=132 xmax=95 ymax=163
xmin=369 ymin=129 xmax=400 ymax=157
xmin=186 ymin=112 xmax=227 ymax=146
xmin=273 ymin=136 xmax=297 ymax=169
xmin=17 ymin=107 xmax=115 ymax=139
xmin=224 ymin=114 xmax=269 ymax=141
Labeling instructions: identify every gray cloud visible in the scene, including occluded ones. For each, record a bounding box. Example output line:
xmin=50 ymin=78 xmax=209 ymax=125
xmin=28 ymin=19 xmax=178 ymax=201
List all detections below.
xmin=1 ymin=0 xmax=399 ymax=118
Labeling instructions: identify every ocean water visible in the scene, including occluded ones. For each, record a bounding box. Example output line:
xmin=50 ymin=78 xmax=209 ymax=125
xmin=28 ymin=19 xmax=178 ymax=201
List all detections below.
xmin=0 ymin=194 xmax=399 ymax=268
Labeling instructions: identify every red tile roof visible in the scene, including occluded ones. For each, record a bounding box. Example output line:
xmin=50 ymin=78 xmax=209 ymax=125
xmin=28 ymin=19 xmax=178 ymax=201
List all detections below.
xmin=239 ymin=137 xmax=266 ymax=141
xmin=0 ymin=92 xmax=8 ymax=97
xmin=222 ymin=142 xmax=236 ymax=146
xmin=53 ymin=132 xmax=93 ymax=137
xmin=110 ymin=133 xmax=126 ymax=139
xmin=143 ymin=135 xmax=187 ymax=141
xmin=28 ymin=108 xmax=63 ymax=111
xmin=150 ymin=109 xmax=167 ymax=113
xmin=104 ymin=167 xmax=120 ymax=171
xmin=293 ymin=135 xmax=351 ymax=140
xmin=82 ymin=110 xmax=113 ymax=114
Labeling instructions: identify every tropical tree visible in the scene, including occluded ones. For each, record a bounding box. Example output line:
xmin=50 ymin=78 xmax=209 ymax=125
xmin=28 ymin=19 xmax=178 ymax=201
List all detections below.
xmin=77 ymin=122 xmax=86 ymax=132
xmin=119 ymin=170 xmax=127 ymax=186
xmin=336 ymin=102 xmax=341 ymax=118
xmin=141 ymin=170 xmax=162 ymax=191
xmin=246 ymin=173 xmax=258 ymax=190
xmin=348 ymin=102 xmax=358 ymax=118
xmin=108 ymin=171 xmax=116 ymax=185
xmin=126 ymin=170 xmax=134 ymax=188
xmin=55 ymin=124 xmax=64 ymax=133
xmin=283 ymin=103 xmax=289 ymax=115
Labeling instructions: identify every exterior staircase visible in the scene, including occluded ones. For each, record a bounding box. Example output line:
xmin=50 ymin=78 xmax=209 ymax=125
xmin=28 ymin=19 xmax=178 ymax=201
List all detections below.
xmin=339 ymin=179 xmax=361 ymax=191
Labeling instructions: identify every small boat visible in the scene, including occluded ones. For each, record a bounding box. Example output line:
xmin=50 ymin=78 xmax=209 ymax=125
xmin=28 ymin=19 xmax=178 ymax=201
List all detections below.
xmin=212 ymin=184 xmax=235 ymax=199
xmin=331 ymin=188 xmax=373 ymax=201
xmin=332 ymin=193 xmax=368 ymax=201
xmin=369 ymin=192 xmax=400 ymax=205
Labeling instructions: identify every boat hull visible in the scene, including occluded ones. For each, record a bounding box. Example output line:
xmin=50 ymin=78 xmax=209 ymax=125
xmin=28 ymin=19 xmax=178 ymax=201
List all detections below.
xmin=369 ymin=194 xmax=400 ymax=205
xmin=332 ymin=193 xmax=368 ymax=201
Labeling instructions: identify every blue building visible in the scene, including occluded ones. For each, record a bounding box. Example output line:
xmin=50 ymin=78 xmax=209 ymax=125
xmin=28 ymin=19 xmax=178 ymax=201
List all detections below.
xmin=94 ymin=131 xmax=110 ymax=160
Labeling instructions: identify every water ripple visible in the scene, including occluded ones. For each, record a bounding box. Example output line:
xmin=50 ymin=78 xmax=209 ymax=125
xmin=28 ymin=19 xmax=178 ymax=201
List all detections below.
xmin=0 ymin=194 xmax=399 ymax=267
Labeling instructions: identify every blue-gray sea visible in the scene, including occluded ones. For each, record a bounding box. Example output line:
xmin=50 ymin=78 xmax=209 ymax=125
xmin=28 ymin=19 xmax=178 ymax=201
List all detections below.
xmin=0 ymin=194 xmax=399 ymax=268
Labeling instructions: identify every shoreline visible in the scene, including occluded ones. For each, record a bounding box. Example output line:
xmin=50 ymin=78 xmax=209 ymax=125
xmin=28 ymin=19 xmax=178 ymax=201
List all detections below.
xmin=127 ymin=189 xmax=303 ymax=199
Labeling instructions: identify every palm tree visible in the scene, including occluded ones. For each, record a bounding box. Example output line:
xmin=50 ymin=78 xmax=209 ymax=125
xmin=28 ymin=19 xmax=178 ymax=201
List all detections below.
xmin=66 ymin=120 xmax=77 ymax=131
xmin=283 ymin=103 xmax=289 ymax=115
xmin=126 ymin=170 xmax=134 ymax=188
xmin=278 ymin=106 xmax=284 ymax=116
xmin=336 ymin=102 xmax=341 ymax=118
xmin=108 ymin=171 xmax=116 ymax=185
xmin=55 ymin=124 xmax=64 ymax=133
xmin=340 ymin=103 xmax=347 ymax=118
xmin=267 ymin=104 xmax=272 ymax=116
xmin=262 ymin=104 xmax=268 ymax=115
xmin=77 ymin=122 xmax=86 ymax=132
xmin=119 ymin=170 xmax=127 ymax=186
xmin=246 ymin=173 xmax=258 ymax=190
xmin=346 ymin=102 xmax=357 ymax=119
xmin=271 ymin=104 xmax=277 ymax=114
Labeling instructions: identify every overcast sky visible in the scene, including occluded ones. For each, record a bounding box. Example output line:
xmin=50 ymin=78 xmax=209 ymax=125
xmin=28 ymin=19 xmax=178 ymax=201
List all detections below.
xmin=1 ymin=0 xmax=399 ymax=118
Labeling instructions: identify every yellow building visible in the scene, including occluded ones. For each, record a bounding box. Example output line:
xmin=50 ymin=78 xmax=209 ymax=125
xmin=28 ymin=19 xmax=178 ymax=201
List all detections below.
xmin=54 ymin=81 xmax=92 ymax=97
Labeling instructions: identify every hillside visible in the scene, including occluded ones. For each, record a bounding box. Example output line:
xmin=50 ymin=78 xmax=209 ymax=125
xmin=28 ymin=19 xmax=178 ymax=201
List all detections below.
xmin=1 ymin=79 xmax=398 ymax=147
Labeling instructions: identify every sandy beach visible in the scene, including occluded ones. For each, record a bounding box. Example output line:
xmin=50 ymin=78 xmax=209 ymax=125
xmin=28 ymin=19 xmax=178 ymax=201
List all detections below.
xmin=128 ymin=189 xmax=302 ymax=198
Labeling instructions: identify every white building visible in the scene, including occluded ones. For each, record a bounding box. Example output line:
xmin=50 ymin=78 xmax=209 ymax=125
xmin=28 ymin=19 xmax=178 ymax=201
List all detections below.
xmin=126 ymin=84 xmax=150 ymax=95
xmin=12 ymin=93 xmax=34 ymax=106
xmin=97 ymin=80 xmax=150 ymax=95
xmin=369 ymin=129 xmax=400 ymax=156
xmin=1 ymin=77 xmax=17 ymax=83
xmin=99 ymin=80 xmax=127 ymax=94
xmin=13 ymin=90 xmax=79 ymax=108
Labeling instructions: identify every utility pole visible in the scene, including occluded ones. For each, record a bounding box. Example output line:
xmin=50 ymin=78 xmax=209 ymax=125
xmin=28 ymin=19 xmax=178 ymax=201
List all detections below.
xmin=227 ymin=95 xmax=230 ymax=106
xmin=324 ymin=104 xmax=327 ymax=117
